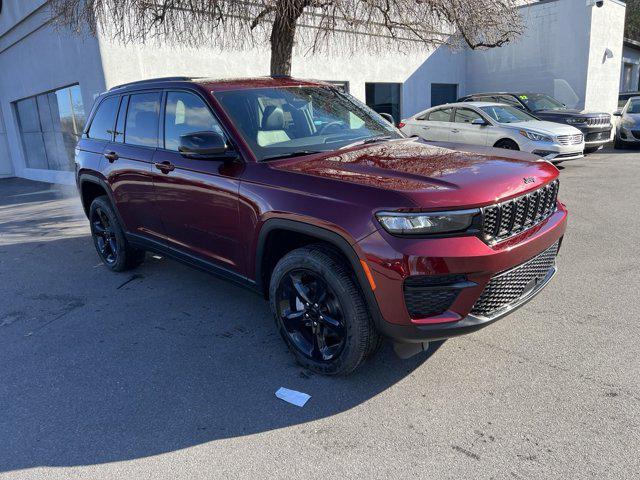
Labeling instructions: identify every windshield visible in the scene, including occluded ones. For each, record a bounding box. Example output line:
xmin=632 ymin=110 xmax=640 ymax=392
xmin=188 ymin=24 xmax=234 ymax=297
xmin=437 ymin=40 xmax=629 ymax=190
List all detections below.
xmin=627 ymin=99 xmax=640 ymax=114
xmin=518 ymin=93 xmax=565 ymax=112
xmin=480 ymin=105 xmax=538 ymax=123
xmin=214 ymin=86 xmax=402 ymax=161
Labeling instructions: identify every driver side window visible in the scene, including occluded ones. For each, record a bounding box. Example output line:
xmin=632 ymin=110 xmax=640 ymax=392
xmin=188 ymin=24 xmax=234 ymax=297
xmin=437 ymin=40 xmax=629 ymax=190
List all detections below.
xmin=164 ymin=91 xmax=225 ymax=151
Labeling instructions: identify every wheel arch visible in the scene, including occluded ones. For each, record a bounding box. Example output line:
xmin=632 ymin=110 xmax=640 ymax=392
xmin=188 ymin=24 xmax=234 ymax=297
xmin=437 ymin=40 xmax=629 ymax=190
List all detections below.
xmin=78 ymin=174 xmax=122 ymax=224
xmin=493 ymin=137 xmax=520 ymax=150
xmin=255 ymin=219 xmax=384 ymax=328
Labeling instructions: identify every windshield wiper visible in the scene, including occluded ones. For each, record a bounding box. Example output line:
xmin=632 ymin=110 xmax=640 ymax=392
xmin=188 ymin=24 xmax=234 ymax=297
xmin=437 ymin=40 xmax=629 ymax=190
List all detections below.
xmin=340 ymin=135 xmax=393 ymax=149
xmin=261 ymin=150 xmax=325 ymax=161
xmin=363 ymin=135 xmax=392 ymax=144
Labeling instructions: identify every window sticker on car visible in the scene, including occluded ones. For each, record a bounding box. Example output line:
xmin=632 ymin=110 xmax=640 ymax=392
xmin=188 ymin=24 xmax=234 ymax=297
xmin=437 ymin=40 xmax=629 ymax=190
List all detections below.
xmin=519 ymin=95 xmax=528 ymax=100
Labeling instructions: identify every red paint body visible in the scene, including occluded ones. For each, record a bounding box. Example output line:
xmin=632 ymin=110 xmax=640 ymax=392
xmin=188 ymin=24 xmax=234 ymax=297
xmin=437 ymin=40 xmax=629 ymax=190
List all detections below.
xmin=76 ymin=77 xmax=567 ymax=343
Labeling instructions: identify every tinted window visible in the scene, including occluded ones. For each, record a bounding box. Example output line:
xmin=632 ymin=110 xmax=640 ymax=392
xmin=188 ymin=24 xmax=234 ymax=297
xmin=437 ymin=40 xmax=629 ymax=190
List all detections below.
xmin=495 ymin=95 xmax=521 ymax=107
xmin=88 ymin=96 xmax=119 ymax=141
xmin=164 ymin=92 xmax=224 ymax=151
xmin=125 ymin=92 xmax=160 ymax=147
xmin=454 ymin=108 xmax=483 ymax=124
xmin=427 ymin=108 xmax=452 ymax=122
xmin=518 ymin=93 xmax=565 ymax=112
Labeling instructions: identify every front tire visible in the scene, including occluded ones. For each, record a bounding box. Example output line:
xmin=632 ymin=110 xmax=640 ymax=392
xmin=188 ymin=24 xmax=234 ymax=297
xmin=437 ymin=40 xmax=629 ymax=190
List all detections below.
xmin=269 ymin=245 xmax=380 ymax=375
xmin=89 ymin=196 xmax=145 ymax=272
xmin=494 ymin=139 xmax=520 ymax=151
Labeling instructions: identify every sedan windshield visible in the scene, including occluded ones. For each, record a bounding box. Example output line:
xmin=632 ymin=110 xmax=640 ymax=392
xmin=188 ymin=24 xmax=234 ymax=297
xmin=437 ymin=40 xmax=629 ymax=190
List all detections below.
xmin=627 ymin=99 xmax=640 ymax=114
xmin=518 ymin=93 xmax=565 ymax=112
xmin=214 ymin=86 xmax=402 ymax=161
xmin=480 ymin=105 xmax=538 ymax=123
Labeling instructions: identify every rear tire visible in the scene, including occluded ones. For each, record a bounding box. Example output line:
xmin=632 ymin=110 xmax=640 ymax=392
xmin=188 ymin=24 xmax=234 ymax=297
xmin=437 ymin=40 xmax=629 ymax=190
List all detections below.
xmin=89 ymin=196 xmax=145 ymax=272
xmin=494 ymin=139 xmax=520 ymax=151
xmin=269 ymin=245 xmax=380 ymax=375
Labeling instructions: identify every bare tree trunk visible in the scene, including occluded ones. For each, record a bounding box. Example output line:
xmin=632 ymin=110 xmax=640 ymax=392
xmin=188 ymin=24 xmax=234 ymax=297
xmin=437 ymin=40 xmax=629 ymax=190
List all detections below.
xmin=269 ymin=0 xmax=305 ymax=76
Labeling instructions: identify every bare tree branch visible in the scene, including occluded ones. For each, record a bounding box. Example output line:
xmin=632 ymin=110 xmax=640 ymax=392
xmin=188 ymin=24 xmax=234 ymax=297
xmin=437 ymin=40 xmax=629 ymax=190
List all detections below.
xmin=49 ymin=0 xmax=523 ymax=76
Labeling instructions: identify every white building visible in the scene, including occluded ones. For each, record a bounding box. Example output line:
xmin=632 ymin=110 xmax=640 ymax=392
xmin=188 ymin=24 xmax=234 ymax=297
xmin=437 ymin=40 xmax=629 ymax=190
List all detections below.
xmin=621 ymin=38 xmax=640 ymax=93
xmin=0 ymin=0 xmax=627 ymax=184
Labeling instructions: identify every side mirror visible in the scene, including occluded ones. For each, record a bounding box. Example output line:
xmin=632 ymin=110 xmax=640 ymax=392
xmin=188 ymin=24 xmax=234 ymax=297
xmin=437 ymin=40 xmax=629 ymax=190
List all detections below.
xmin=472 ymin=118 xmax=489 ymax=126
xmin=613 ymin=109 xmax=623 ymax=117
xmin=178 ymin=131 xmax=231 ymax=158
xmin=378 ymin=112 xmax=395 ymax=125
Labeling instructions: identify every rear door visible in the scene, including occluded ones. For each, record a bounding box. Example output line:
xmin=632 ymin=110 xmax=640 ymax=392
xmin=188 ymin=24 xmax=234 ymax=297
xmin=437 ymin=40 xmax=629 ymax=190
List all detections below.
xmin=450 ymin=107 xmax=490 ymax=146
xmin=102 ymin=91 xmax=165 ymax=238
xmin=151 ymin=90 xmax=243 ymax=271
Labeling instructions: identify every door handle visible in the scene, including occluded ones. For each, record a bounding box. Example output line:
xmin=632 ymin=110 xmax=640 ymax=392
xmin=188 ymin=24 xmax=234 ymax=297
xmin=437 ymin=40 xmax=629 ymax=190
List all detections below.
xmin=154 ymin=161 xmax=175 ymax=174
xmin=104 ymin=151 xmax=119 ymax=163
xmin=451 ymin=129 xmax=460 ymax=134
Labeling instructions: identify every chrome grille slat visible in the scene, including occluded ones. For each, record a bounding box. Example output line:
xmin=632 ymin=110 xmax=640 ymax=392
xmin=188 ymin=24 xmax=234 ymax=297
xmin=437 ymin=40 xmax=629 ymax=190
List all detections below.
xmin=471 ymin=241 xmax=559 ymax=318
xmin=557 ymin=134 xmax=584 ymax=145
xmin=481 ymin=180 xmax=559 ymax=244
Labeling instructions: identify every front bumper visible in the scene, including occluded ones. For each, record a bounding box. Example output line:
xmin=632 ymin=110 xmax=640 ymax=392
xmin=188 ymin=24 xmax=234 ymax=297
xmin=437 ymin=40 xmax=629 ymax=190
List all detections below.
xmin=581 ymin=126 xmax=612 ymax=147
xmin=357 ymin=203 xmax=567 ymax=343
xmin=618 ymin=127 xmax=640 ymax=143
xmin=520 ymin=138 xmax=584 ymax=162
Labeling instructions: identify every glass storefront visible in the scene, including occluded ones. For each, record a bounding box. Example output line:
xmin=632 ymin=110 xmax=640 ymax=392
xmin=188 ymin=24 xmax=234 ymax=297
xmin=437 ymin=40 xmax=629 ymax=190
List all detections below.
xmin=14 ymin=84 xmax=86 ymax=171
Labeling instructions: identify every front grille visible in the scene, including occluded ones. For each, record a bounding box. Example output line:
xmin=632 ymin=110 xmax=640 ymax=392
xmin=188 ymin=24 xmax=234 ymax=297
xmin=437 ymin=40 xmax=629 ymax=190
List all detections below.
xmin=482 ymin=180 xmax=559 ymax=244
xmin=403 ymin=274 xmax=466 ymax=318
xmin=556 ymin=134 xmax=583 ymax=145
xmin=471 ymin=242 xmax=559 ymax=318
xmin=585 ymin=131 xmax=611 ymax=142
xmin=586 ymin=115 xmax=610 ymax=127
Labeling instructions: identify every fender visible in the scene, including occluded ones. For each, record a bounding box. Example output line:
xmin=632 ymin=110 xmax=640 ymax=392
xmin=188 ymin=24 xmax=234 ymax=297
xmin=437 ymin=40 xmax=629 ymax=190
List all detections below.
xmin=254 ymin=218 xmax=385 ymax=329
xmin=77 ymin=173 xmax=126 ymax=226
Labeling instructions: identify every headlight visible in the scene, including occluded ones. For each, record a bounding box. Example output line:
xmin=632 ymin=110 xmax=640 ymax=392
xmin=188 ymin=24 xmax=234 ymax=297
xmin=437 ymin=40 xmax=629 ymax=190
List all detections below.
xmin=519 ymin=130 xmax=553 ymax=142
xmin=376 ymin=209 xmax=479 ymax=235
xmin=566 ymin=118 xmax=587 ymax=125
xmin=622 ymin=118 xmax=636 ymax=128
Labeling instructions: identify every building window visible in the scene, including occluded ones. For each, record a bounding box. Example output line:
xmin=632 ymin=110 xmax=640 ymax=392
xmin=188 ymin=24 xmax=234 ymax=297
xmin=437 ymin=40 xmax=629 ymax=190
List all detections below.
xmin=431 ymin=83 xmax=458 ymax=107
xmin=365 ymin=83 xmax=401 ymax=123
xmin=14 ymin=84 xmax=86 ymax=171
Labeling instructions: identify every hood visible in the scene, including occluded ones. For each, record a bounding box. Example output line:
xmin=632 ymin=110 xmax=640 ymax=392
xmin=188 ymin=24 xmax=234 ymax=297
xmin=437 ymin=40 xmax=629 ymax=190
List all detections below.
xmin=531 ymin=108 xmax=610 ymax=118
xmin=502 ymin=120 xmax=582 ymax=137
xmin=271 ymin=138 xmax=559 ymax=209
xmin=623 ymin=113 xmax=640 ymax=125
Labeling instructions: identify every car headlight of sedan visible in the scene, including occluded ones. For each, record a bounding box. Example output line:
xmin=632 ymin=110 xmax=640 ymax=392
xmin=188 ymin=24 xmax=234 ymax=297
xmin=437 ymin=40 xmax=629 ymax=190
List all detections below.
xmin=376 ymin=209 xmax=479 ymax=235
xmin=622 ymin=118 xmax=636 ymax=128
xmin=519 ymin=130 xmax=553 ymax=142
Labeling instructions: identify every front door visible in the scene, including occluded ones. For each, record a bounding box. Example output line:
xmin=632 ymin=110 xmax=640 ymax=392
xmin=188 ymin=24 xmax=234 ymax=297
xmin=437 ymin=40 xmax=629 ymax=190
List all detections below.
xmin=152 ymin=90 xmax=243 ymax=271
xmin=450 ymin=108 xmax=489 ymax=146
xmin=419 ymin=107 xmax=453 ymax=142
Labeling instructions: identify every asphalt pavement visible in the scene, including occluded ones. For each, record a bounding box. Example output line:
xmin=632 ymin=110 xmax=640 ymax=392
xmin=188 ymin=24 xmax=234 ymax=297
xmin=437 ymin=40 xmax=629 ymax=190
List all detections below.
xmin=0 ymin=148 xmax=639 ymax=479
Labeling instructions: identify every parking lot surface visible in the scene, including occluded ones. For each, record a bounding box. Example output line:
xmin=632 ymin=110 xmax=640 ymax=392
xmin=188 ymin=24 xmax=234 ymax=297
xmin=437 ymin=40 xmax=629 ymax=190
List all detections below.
xmin=1 ymin=148 xmax=639 ymax=479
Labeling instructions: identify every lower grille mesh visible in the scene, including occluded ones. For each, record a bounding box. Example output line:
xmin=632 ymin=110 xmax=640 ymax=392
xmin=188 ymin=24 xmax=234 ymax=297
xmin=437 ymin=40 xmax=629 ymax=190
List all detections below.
xmin=403 ymin=274 xmax=466 ymax=318
xmin=471 ymin=242 xmax=559 ymax=318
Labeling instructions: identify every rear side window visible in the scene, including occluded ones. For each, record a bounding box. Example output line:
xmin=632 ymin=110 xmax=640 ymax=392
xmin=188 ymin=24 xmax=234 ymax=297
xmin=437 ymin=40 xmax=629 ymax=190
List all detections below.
xmin=125 ymin=92 xmax=160 ymax=147
xmin=164 ymin=91 xmax=225 ymax=151
xmin=428 ymin=108 xmax=452 ymax=122
xmin=87 ymin=96 xmax=119 ymax=141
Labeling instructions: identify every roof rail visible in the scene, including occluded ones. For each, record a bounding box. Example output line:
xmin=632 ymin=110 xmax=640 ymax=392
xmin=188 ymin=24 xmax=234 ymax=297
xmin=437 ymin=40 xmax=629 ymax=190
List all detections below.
xmin=109 ymin=76 xmax=193 ymax=91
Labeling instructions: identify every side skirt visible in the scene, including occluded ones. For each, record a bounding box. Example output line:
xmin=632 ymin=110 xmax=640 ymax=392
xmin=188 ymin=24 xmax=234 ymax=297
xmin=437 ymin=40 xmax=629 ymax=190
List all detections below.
xmin=126 ymin=232 xmax=262 ymax=295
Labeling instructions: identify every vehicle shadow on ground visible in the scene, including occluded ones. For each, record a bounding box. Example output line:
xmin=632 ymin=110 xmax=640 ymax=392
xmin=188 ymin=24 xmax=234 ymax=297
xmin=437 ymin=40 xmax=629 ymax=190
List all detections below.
xmin=0 ymin=235 xmax=442 ymax=472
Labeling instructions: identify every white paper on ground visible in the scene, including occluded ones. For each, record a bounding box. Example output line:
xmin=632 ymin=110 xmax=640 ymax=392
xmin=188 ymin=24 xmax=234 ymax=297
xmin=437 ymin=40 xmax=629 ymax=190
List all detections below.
xmin=275 ymin=387 xmax=311 ymax=407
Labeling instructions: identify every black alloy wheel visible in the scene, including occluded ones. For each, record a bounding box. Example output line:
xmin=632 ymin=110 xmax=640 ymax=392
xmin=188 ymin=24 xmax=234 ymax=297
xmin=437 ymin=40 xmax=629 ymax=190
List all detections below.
xmin=275 ymin=269 xmax=346 ymax=362
xmin=91 ymin=206 xmax=119 ymax=265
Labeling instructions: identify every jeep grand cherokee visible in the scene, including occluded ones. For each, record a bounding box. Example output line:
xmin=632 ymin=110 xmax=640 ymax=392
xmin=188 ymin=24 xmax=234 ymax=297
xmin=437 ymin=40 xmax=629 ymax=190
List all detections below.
xmin=76 ymin=76 xmax=567 ymax=375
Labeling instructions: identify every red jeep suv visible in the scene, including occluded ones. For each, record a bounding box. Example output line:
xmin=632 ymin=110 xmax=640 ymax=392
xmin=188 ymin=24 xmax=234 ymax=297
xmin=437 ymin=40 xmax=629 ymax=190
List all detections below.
xmin=76 ymin=76 xmax=567 ymax=375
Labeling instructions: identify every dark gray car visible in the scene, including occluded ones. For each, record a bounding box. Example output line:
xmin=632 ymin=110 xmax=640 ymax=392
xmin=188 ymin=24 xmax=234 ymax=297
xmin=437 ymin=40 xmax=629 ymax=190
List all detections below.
xmin=614 ymin=97 xmax=640 ymax=149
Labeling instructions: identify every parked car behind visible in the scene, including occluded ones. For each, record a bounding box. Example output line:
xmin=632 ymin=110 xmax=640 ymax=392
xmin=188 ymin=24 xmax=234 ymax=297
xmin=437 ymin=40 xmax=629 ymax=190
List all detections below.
xmin=459 ymin=92 xmax=611 ymax=153
xmin=76 ymin=77 xmax=567 ymax=375
xmin=399 ymin=102 xmax=585 ymax=164
xmin=613 ymin=96 xmax=640 ymax=148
